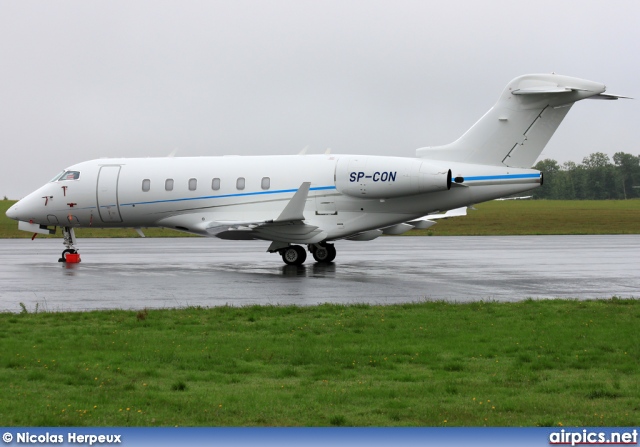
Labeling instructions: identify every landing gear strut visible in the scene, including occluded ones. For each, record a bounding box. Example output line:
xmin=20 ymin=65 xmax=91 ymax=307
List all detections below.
xmin=58 ymin=226 xmax=80 ymax=263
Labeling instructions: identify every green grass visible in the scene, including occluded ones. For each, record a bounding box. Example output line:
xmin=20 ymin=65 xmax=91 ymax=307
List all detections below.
xmin=1 ymin=300 xmax=638 ymax=426
xmin=409 ymin=199 xmax=640 ymax=236
xmin=2 ymin=199 xmax=639 ymax=238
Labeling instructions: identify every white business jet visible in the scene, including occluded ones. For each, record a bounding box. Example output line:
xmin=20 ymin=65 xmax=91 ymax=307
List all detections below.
xmin=6 ymin=74 xmax=625 ymax=265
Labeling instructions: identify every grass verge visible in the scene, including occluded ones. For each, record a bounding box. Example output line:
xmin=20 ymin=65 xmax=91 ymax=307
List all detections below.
xmin=1 ymin=300 xmax=638 ymax=426
xmin=409 ymin=199 xmax=640 ymax=236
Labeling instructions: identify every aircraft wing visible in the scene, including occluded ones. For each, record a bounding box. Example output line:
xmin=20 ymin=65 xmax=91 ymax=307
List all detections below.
xmin=394 ymin=207 xmax=469 ymax=231
xmin=156 ymin=182 xmax=327 ymax=243
xmin=409 ymin=206 xmax=468 ymax=224
xmin=346 ymin=206 xmax=471 ymax=240
xmin=207 ymin=182 xmax=327 ymax=244
xmin=213 ymin=221 xmax=327 ymax=243
xmin=494 ymin=195 xmax=532 ymax=201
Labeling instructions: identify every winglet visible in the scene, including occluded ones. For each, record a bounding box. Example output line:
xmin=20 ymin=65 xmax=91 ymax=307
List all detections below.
xmin=275 ymin=182 xmax=311 ymax=222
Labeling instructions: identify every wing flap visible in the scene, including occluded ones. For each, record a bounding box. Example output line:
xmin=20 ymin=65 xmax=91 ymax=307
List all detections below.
xmin=216 ymin=222 xmax=327 ymax=243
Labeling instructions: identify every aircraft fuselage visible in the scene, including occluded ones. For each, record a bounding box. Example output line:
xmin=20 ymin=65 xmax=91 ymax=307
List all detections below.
xmin=7 ymin=154 xmax=540 ymax=241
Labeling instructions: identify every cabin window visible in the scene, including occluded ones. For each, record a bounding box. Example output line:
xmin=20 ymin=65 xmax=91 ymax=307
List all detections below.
xmin=188 ymin=178 xmax=197 ymax=191
xmin=261 ymin=177 xmax=270 ymax=190
xmin=142 ymin=179 xmax=150 ymax=192
xmin=236 ymin=177 xmax=245 ymax=190
xmin=212 ymin=178 xmax=220 ymax=190
xmin=165 ymin=179 xmax=174 ymax=191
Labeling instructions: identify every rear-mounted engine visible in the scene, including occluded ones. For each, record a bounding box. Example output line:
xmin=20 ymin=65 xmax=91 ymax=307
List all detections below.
xmin=335 ymin=155 xmax=451 ymax=199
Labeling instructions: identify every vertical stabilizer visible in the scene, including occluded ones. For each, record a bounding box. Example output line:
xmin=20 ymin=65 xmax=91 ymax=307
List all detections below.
xmin=416 ymin=74 xmax=613 ymax=168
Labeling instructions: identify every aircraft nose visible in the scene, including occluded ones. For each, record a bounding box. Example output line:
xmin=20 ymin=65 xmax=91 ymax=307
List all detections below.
xmin=5 ymin=202 xmax=18 ymax=220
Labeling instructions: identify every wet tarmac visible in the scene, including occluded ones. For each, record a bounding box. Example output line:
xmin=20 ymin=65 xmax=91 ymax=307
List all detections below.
xmin=1 ymin=235 xmax=638 ymax=312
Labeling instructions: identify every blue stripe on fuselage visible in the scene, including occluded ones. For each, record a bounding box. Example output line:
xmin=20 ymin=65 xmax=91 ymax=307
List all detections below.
xmin=119 ymin=185 xmax=337 ymax=207
xmin=463 ymin=173 xmax=539 ymax=182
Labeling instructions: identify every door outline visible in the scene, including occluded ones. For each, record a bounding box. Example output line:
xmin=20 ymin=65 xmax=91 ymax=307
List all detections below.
xmin=315 ymin=195 xmax=337 ymax=215
xmin=96 ymin=165 xmax=123 ymax=223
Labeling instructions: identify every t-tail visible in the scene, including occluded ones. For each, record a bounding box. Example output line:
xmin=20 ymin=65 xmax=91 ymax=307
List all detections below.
xmin=416 ymin=74 xmax=627 ymax=168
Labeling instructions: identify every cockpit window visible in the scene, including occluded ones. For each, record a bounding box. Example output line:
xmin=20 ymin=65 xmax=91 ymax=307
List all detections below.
xmin=55 ymin=171 xmax=80 ymax=181
xmin=49 ymin=171 xmax=65 ymax=182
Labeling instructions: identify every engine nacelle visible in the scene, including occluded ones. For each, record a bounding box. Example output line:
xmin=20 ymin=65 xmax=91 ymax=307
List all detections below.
xmin=335 ymin=155 xmax=451 ymax=199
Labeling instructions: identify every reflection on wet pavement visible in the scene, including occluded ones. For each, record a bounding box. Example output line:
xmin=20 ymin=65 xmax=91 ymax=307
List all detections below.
xmin=1 ymin=235 xmax=638 ymax=312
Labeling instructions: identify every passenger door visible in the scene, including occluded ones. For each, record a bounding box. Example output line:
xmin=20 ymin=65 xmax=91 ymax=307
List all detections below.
xmin=96 ymin=166 xmax=123 ymax=223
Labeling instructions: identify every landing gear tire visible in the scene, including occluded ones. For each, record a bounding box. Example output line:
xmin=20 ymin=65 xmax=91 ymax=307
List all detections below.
xmin=312 ymin=244 xmax=336 ymax=263
xmin=59 ymin=248 xmax=77 ymax=263
xmin=281 ymin=245 xmax=307 ymax=266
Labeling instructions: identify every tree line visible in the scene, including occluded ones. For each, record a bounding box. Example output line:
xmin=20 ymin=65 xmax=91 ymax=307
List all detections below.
xmin=532 ymin=152 xmax=640 ymax=200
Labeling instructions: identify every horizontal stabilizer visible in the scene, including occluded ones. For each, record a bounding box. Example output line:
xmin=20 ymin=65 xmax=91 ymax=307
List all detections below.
xmin=588 ymin=93 xmax=632 ymax=100
xmin=512 ymin=86 xmax=573 ymax=95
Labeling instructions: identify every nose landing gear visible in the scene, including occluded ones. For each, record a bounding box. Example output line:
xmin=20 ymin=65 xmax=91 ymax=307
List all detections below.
xmin=58 ymin=226 xmax=81 ymax=263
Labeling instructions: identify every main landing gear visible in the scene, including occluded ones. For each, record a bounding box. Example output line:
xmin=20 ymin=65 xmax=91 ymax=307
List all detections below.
xmin=310 ymin=243 xmax=336 ymax=263
xmin=58 ymin=226 xmax=81 ymax=263
xmin=281 ymin=245 xmax=307 ymax=265
xmin=279 ymin=243 xmax=336 ymax=266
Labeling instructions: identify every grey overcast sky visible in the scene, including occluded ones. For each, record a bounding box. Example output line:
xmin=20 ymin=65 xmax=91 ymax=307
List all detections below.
xmin=1 ymin=0 xmax=638 ymax=199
